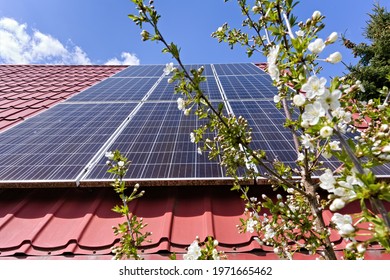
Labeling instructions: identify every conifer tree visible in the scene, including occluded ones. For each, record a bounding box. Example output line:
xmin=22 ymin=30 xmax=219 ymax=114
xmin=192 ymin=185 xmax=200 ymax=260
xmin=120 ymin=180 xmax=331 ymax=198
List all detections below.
xmin=343 ymin=4 xmax=390 ymax=101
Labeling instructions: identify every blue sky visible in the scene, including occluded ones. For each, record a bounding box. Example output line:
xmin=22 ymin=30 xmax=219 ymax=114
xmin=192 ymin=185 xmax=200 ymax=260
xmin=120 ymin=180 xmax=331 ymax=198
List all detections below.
xmin=0 ymin=0 xmax=389 ymax=78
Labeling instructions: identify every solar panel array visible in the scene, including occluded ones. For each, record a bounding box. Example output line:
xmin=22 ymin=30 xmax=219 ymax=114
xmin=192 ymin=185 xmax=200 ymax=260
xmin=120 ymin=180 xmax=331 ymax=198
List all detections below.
xmin=1 ymin=63 xmax=389 ymax=185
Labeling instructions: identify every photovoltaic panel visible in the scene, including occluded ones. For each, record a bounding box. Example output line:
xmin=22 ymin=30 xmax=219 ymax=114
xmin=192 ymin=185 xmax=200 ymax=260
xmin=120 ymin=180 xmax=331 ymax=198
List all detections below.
xmin=0 ymin=103 xmax=137 ymax=181
xmin=1 ymin=63 xmax=388 ymax=185
xmin=113 ymin=65 xmax=164 ymax=77
xmin=213 ymin=63 xmax=265 ymax=76
xmin=219 ymin=75 xmax=278 ymax=100
xmin=67 ymin=77 xmax=158 ymax=102
xmin=85 ymin=102 xmax=224 ymax=180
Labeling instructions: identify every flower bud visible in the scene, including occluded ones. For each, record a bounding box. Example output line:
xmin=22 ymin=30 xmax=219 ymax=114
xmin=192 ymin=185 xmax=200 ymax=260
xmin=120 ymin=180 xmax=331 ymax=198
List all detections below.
xmin=326 ymin=52 xmax=342 ymax=64
xmin=325 ymin=32 xmax=338 ymax=44
xmin=312 ymin=10 xmax=321 ymax=20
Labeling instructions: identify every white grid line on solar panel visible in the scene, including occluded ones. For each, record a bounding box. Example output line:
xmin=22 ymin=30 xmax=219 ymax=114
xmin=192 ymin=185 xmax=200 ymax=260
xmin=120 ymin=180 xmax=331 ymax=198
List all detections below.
xmin=213 ymin=63 xmax=265 ymax=76
xmin=218 ymin=75 xmax=277 ymax=100
xmin=112 ymin=64 xmax=165 ymax=77
xmin=147 ymin=77 xmax=223 ymax=101
xmin=85 ymin=102 xmax=224 ymax=179
xmin=64 ymin=77 xmax=158 ymax=102
xmin=0 ymin=103 xmax=137 ymax=181
xmin=229 ymin=100 xmax=296 ymax=163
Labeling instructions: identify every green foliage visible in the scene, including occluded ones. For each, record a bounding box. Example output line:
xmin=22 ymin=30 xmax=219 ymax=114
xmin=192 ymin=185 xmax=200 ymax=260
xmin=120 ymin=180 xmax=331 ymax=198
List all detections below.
xmin=107 ymin=150 xmax=151 ymax=260
xmin=343 ymin=4 xmax=390 ymax=101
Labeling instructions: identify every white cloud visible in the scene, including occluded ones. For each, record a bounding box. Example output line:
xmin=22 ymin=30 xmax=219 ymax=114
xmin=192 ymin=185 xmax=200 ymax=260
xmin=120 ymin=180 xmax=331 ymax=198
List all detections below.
xmin=0 ymin=17 xmax=88 ymax=65
xmin=105 ymin=52 xmax=140 ymax=65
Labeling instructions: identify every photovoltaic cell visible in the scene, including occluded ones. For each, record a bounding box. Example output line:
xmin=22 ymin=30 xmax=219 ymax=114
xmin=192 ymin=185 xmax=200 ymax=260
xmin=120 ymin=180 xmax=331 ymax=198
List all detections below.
xmin=67 ymin=77 xmax=158 ymax=102
xmin=213 ymin=63 xmax=265 ymax=76
xmin=0 ymin=103 xmax=137 ymax=180
xmin=219 ymin=75 xmax=277 ymax=100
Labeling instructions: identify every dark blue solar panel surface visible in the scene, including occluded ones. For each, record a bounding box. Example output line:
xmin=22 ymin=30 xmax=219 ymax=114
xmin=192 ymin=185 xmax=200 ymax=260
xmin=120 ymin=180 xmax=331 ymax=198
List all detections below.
xmin=0 ymin=103 xmax=137 ymax=180
xmin=67 ymin=77 xmax=158 ymax=102
xmin=219 ymin=75 xmax=277 ymax=100
xmin=213 ymin=63 xmax=265 ymax=76
xmin=86 ymin=102 xmax=223 ymax=179
xmin=1 ymin=63 xmax=389 ymax=183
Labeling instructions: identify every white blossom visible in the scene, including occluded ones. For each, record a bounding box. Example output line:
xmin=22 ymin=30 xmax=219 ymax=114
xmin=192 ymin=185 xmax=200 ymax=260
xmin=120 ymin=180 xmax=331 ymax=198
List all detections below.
xmin=267 ymin=45 xmax=280 ymax=65
xmin=338 ymin=223 xmax=355 ymax=236
xmin=197 ymin=147 xmax=202 ymax=155
xmin=308 ymin=38 xmax=325 ymax=54
xmin=319 ymin=89 xmax=341 ymax=111
xmin=295 ymin=30 xmax=305 ymax=37
xmin=118 ymin=161 xmax=125 ymax=167
xmin=301 ymin=134 xmax=315 ymax=151
xmin=331 ymin=213 xmax=355 ymax=237
xmin=264 ymin=224 xmax=275 ymax=239
xmin=217 ymin=26 xmax=223 ymax=32
xmin=332 ymin=107 xmax=352 ymax=123
xmin=357 ymin=244 xmax=366 ymax=253
xmin=105 ymin=151 xmax=114 ymax=160
xmin=246 ymin=218 xmax=258 ymax=233
xmin=356 ymin=80 xmax=365 ymax=92
xmin=273 ymin=95 xmax=281 ymax=103
xmin=190 ymin=132 xmax=195 ymax=143
xmin=183 ymin=240 xmax=201 ymax=260
xmin=212 ymin=249 xmax=220 ymax=260
xmin=177 ymin=97 xmax=185 ymax=111
xmin=297 ymin=153 xmax=305 ymax=161
xmin=329 ymin=198 xmax=345 ymax=211
xmin=163 ymin=62 xmax=174 ymax=75
xmin=325 ymin=32 xmax=338 ymax=44
xmin=184 ymin=108 xmax=191 ymax=116
xmin=293 ymin=94 xmax=306 ymax=107
xmin=319 ymin=169 xmax=336 ymax=192
xmin=302 ymin=76 xmax=327 ymax=99
xmin=329 ymin=141 xmax=341 ymax=151
xmin=383 ymin=145 xmax=390 ymax=153
xmin=268 ymin=63 xmax=280 ymax=81
xmin=320 ymin=126 xmax=333 ymax=138
xmin=252 ymin=5 xmax=261 ymax=13
xmin=302 ymin=101 xmax=326 ymax=125
xmin=326 ymin=52 xmax=342 ymax=64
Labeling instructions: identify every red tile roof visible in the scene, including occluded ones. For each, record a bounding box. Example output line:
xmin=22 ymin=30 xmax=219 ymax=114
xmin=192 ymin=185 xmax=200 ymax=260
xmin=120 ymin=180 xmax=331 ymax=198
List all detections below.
xmin=0 ymin=65 xmax=126 ymax=131
xmin=1 ymin=186 xmax=388 ymax=260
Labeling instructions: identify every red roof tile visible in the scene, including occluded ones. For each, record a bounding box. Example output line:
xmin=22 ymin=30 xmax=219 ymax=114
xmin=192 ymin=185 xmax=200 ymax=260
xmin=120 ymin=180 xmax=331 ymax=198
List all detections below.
xmin=0 ymin=65 xmax=126 ymax=132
